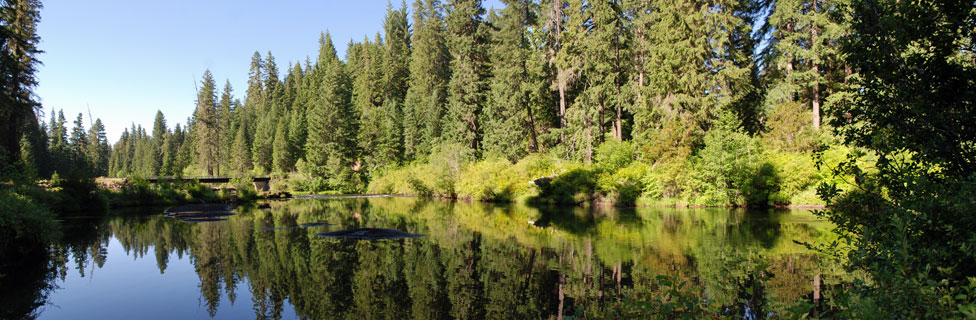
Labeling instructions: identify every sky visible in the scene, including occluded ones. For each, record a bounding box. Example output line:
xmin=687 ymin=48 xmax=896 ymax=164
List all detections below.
xmin=36 ymin=0 xmax=503 ymax=142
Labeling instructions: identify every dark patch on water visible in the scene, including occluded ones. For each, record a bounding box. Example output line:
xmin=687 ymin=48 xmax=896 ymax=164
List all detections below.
xmin=180 ymin=218 xmax=229 ymax=223
xmin=299 ymin=222 xmax=332 ymax=227
xmin=164 ymin=204 xmax=231 ymax=215
xmin=167 ymin=212 xmax=234 ymax=219
xmin=258 ymin=226 xmax=299 ymax=231
xmin=314 ymin=228 xmax=422 ymax=240
xmin=165 ymin=204 xmax=235 ymax=223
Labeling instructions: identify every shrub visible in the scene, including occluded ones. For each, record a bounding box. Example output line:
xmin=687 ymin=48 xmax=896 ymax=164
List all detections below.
xmin=0 ymin=191 xmax=60 ymax=263
xmin=688 ymin=123 xmax=773 ymax=206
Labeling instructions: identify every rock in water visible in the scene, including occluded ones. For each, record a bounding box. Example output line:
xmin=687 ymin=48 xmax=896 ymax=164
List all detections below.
xmin=314 ymin=228 xmax=422 ymax=240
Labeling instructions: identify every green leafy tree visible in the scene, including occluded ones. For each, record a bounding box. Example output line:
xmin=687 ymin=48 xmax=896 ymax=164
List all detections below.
xmin=819 ymin=0 xmax=976 ymax=316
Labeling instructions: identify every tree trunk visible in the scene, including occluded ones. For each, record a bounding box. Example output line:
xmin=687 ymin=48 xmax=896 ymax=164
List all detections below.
xmin=812 ymin=0 xmax=821 ymax=130
xmin=614 ymin=21 xmax=623 ymax=142
xmin=523 ymin=1 xmax=539 ymax=152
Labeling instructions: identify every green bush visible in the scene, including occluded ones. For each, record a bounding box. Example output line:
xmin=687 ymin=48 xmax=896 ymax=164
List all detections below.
xmin=687 ymin=123 xmax=774 ymax=206
xmin=0 ymin=191 xmax=61 ymax=263
xmin=529 ymin=166 xmax=597 ymax=205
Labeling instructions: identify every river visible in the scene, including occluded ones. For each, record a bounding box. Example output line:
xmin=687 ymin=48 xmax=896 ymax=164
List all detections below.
xmin=5 ymin=196 xmax=848 ymax=319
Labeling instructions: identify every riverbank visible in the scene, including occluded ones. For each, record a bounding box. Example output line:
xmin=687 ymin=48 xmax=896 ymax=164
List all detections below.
xmin=99 ymin=177 xmax=282 ymax=208
xmin=367 ymin=142 xmax=871 ymax=208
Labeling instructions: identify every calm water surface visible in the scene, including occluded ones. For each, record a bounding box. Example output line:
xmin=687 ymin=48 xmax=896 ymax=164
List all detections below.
xmin=11 ymin=197 xmax=848 ymax=319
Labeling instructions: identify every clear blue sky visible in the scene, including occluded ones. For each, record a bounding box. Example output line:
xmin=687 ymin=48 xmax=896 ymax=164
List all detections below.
xmin=36 ymin=0 xmax=503 ymax=142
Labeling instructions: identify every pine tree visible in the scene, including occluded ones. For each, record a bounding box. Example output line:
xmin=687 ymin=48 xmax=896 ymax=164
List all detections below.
xmin=304 ymin=32 xmax=359 ymax=190
xmin=287 ymin=99 xmax=307 ymax=168
xmin=351 ymin=35 xmax=398 ymax=172
xmin=383 ymin=1 xmax=412 ymax=103
xmin=245 ymin=51 xmax=266 ymax=115
xmin=633 ymin=0 xmax=751 ymax=160
xmin=443 ymin=0 xmax=491 ymax=152
xmin=231 ymin=123 xmax=252 ymax=174
xmin=87 ymin=118 xmax=110 ymax=176
xmin=251 ymin=114 xmax=274 ymax=173
xmin=271 ymin=116 xmax=291 ymax=173
xmin=174 ymin=123 xmax=192 ymax=176
xmin=192 ymin=70 xmax=220 ymax=175
xmin=484 ymin=0 xmax=540 ymax=160
xmin=18 ymin=134 xmax=36 ymax=176
xmin=69 ymin=113 xmax=88 ymax=165
xmin=218 ymin=80 xmax=235 ymax=172
xmin=765 ymin=0 xmax=848 ymax=131
xmin=0 ymin=0 xmax=42 ymax=162
xmin=583 ymin=0 xmax=628 ymax=142
xmin=403 ymin=0 xmax=450 ymax=158
xmin=552 ymin=0 xmax=593 ymax=160
xmin=150 ymin=110 xmax=167 ymax=175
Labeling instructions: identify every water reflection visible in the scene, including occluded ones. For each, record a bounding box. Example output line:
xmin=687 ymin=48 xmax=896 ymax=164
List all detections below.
xmin=19 ymin=198 xmax=849 ymax=319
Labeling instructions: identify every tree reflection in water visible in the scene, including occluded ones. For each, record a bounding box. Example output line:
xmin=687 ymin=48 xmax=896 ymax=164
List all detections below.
xmin=24 ymin=198 xmax=852 ymax=319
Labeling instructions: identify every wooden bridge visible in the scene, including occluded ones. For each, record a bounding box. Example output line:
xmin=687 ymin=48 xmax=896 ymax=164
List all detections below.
xmin=146 ymin=175 xmax=273 ymax=191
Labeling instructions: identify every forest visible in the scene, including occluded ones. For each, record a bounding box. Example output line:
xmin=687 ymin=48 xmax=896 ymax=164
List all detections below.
xmin=2 ymin=0 xmax=975 ymax=317
xmin=64 ymin=0 xmax=855 ymax=206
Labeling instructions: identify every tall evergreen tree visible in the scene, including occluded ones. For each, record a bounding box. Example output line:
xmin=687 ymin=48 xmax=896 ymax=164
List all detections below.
xmin=69 ymin=113 xmax=88 ymax=165
xmin=443 ymin=0 xmax=491 ymax=151
xmin=0 ymin=0 xmax=42 ymax=162
xmin=633 ymin=0 xmax=751 ymax=161
xmin=251 ymin=113 xmax=274 ymax=173
xmin=192 ymin=70 xmax=220 ymax=175
xmin=765 ymin=0 xmax=848 ymax=131
xmin=271 ymin=116 xmax=291 ymax=173
xmin=217 ymin=80 xmax=235 ymax=172
xmin=230 ymin=123 xmax=252 ymax=174
xmin=383 ymin=0 xmax=412 ymax=103
xmin=150 ymin=110 xmax=168 ymax=175
xmin=484 ymin=0 xmax=540 ymax=160
xmin=304 ymin=32 xmax=359 ymax=190
xmin=403 ymin=0 xmax=451 ymax=158
xmin=87 ymin=118 xmax=110 ymax=176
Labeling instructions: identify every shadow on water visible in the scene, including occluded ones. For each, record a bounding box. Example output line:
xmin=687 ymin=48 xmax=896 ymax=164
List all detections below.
xmin=13 ymin=197 xmax=846 ymax=319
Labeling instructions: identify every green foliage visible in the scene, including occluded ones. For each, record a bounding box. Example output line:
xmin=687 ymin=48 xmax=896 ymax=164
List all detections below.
xmin=686 ymin=120 xmax=774 ymax=206
xmin=813 ymin=0 xmax=976 ymax=317
xmin=0 ymin=167 xmax=60 ymax=264
xmin=764 ymin=102 xmax=819 ymax=153
xmin=596 ymin=275 xmax=717 ymax=319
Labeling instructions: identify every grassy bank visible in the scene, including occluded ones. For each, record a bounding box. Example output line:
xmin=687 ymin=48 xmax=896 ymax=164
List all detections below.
xmin=102 ymin=177 xmax=262 ymax=207
xmin=368 ymin=138 xmax=873 ymax=208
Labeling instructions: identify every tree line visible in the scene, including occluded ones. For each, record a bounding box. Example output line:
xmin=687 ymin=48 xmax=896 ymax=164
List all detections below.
xmin=99 ymin=0 xmax=846 ymax=190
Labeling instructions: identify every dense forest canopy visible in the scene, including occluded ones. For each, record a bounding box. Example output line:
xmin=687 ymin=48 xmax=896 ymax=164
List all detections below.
xmin=86 ymin=0 xmax=845 ymax=186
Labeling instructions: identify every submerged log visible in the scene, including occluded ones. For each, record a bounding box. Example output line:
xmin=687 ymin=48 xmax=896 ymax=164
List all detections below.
xmin=314 ymin=228 xmax=422 ymax=240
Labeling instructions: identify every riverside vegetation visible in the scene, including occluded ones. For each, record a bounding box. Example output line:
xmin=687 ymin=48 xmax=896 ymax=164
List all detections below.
xmin=2 ymin=0 xmax=975 ymax=318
